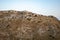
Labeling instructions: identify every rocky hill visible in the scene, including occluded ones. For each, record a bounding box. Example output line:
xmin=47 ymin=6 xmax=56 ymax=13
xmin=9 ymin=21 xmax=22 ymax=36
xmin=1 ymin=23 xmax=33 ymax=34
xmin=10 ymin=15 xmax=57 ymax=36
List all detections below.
xmin=0 ymin=10 xmax=60 ymax=40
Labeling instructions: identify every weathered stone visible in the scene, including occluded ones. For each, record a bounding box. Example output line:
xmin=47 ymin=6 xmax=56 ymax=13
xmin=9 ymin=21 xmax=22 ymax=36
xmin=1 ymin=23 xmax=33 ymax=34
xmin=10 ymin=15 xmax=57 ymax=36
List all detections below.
xmin=0 ymin=10 xmax=60 ymax=40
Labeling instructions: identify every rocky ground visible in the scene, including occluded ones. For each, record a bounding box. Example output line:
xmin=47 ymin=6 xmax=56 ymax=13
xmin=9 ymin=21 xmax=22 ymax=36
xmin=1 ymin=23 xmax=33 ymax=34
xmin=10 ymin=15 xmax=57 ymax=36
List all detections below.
xmin=0 ymin=10 xmax=60 ymax=40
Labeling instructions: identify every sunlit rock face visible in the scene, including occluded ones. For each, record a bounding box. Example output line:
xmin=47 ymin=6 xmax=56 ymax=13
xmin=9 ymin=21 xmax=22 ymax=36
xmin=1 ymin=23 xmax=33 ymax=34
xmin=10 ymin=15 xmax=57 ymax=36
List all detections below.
xmin=0 ymin=10 xmax=60 ymax=40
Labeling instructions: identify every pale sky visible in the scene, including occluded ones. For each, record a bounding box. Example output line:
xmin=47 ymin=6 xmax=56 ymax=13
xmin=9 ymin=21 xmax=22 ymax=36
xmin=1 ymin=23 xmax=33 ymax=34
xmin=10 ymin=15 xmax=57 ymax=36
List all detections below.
xmin=0 ymin=0 xmax=60 ymax=20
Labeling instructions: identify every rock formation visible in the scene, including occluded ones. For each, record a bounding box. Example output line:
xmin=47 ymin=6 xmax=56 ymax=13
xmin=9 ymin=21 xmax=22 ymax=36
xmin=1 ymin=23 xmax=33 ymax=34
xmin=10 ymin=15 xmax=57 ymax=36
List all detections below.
xmin=0 ymin=10 xmax=60 ymax=40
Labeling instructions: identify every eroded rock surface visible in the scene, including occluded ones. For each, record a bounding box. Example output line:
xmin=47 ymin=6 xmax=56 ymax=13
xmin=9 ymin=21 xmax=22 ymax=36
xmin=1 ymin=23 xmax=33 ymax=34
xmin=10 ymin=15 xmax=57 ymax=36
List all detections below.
xmin=0 ymin=10 xmax=60 ymax=40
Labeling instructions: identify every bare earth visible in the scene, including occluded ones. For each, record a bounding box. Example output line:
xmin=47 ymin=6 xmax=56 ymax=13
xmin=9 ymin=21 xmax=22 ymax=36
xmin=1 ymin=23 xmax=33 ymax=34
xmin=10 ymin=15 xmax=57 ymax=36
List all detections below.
xmin=0 ymin=10 xmax=60 ymax=40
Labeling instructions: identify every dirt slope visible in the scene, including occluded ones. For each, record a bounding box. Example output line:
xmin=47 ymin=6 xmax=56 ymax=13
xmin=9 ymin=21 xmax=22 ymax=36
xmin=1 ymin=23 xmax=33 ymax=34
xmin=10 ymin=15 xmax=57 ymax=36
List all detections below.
xmin=0 ymin=10 xmax=60 ymax=40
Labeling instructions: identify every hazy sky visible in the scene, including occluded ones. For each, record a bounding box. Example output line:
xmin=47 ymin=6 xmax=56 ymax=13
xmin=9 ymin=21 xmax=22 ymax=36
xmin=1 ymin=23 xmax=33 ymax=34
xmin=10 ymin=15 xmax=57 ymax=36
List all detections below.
xmin=0 ymin=0 xmax=60 ymax=20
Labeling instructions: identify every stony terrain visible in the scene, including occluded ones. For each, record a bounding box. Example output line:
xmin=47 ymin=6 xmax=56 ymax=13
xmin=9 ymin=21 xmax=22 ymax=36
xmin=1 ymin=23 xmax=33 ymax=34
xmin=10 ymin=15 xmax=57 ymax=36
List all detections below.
xmin=0 ymin=10 xmax=60 ymax=40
